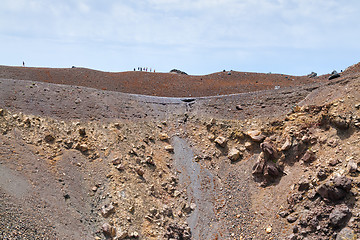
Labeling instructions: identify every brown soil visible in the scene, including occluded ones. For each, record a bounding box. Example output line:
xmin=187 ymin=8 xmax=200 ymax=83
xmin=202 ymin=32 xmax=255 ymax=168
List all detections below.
xmin=0 ymin=65 xmax=331 ymax=97
xmin=0 ymin=63 xmax=359 ymax=240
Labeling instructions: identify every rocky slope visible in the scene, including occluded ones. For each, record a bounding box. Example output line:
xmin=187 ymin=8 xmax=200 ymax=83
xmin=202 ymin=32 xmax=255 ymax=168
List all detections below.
xmin=0 ymin=63 xmax=359 ymax=239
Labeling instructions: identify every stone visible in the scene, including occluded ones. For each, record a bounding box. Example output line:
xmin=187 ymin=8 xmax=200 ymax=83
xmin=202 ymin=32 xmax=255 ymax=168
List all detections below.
xmin=135 ymin=167 xmax=145 ymax=177
xmin=266 ymin=226 xmax=272 ymax=234
xmin=0 ymin=109 xmax=3 ymax=116
xmin=130 ymin=231 xmax=139 ymax=238
xmin=329 ymin=73 xmax=341 ymax=80
xmin=165 ymin=145 xmax=174 ymax=152
xmin=102 ymin=223 xmax=116 ymax=238
xmin=279 ymin=210 xmax=289 ymax=218
xmin=159 ymin=133 xmax=169 ymax=141
xmin=317 ymin=183 xmax=346 ymax=201
xmin=336 ymin=227 xmax=356 ymax=240
xmin=260 ymin=140 xmax=277 ymax=160
xmin=246 ymin=130 xmax=265 ymax=142
xmin=162 ymin=205 xmax=173 ymax=217
xmin=331 ymin=116 xmax=349 ymax=129
xmin=214 ymin=136 xmax=227 ymax=147
xmin=112 ymin=157 xmax=122 ymax=165
xmin=281 ymin=138 xmax=292 ymax=151
xmin=307 ymin=189 xmax=318 ymax=200
xmin=333 ymin=176 xmax=352 ymax=192
xmin=317 ymin=168 xmax=328 ymax=180
xmin=117 ymin=229 xmax=129 ymax=239
xmin=307 ymin=72 xmax=317 ymax=78
xmin=244 ymin=141 xmax=252 ymax=150
xmin=78 ymin=127 xmax=86 ymax=136
xmin=208 ymin=134 xmax=216 ymax=141
xmin=252 ymin=154 xmax=266 ymax=175
xmin=182 ymin=203 xmax=192 ymax=214
xmin=301 ymin=150 xmax=316 ymax=163
xmin=316 ymin=176 xmax=351 ymax=201
xmin=76 ymin=143 xmax=89 ymax=152
xmin=330 ymin=205 xmax=350 ymax=227
xmin=145 ymin=156 xmax=155 ymax=165
xmin=228 ymin=148 xmax=241 ymax=162
xmin=347 ymin=160 xmax=358 ymax=173
xmin=101 ymin=203 xmax=115 ymax=217
xmin=287 ymin=214 xmax=298 ymax=223
xmin=329 ymin=158 xmax=339 ymax=166
xmin=149 ymin=207 xmax=157 ymax=215
xmin=165 ymin=223 xmax=192 ymax=240
xmin=298 ymin=179 xmax=310 ymax=191
xmin=264 ymin=161 xmax=280 ymax=178
xmin=236 ymin=105 xmax=243 ymax=110
xmin=209 ymin=118 xmax=216 ymax=125
xmin=44 ymin=134 xmax=55 ymax=143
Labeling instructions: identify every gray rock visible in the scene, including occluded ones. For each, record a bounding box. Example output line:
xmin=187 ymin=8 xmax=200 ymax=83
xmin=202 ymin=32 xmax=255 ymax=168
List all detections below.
xmin=307 ymin=72 xmax=317 ymax=78
xmin=331 ymin=116 xmax=349 ymax=129
xmin=101 ymin=203 xmax=115 ymax=218
xmin=333 ymin=176 xmax=352 ymax=192
xmin=317 ymin=184 xmax=346 ymax=201
xmin=287 ymin=214 xmax=298 ymax=223
xmin=102 ymin=223 xmax=116 ymax=238
xmin=347 ymin=160 xmax=358 ymax=173
xmin=281 ymin=138 xmax=292 ymax=151
xmin=329 ymin=72 xmax=340 ymax=80
xmin=330 ymin=205 xmax=350 ymax=227
xmin=301 ymin=150 xmax=316 ymax=163
xmin=235 ymin=105 xmax=243 ymax=110
xmin=336 ymin=227 xmax=356 ymax=240
xmin=298 ymin=179 xmax=310 ymax=191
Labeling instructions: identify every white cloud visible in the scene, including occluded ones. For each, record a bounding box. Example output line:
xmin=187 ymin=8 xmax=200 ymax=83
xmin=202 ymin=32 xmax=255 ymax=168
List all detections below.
xmin=0 ymin=0 xmax=359 ymax=74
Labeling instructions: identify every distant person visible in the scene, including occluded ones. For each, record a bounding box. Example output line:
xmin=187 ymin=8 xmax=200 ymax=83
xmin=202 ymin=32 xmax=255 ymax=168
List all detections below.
xmin=23 ymin=61 xmax=25 ymax=67
xmin=134 ymin=68 xmax=136 ymax=71
xmin=154 ymin=69 xmax=155 ymax=72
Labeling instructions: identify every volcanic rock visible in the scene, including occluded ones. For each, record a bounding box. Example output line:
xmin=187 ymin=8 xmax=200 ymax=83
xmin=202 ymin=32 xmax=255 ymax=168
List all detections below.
xmin=228 ymin=148 xmax=241 ymax=162
xmin=246 ymin=130 xmax=266 ymax=142
xmin=214 ymin=136 xmax=227 ymax=147
xmin=330 ymin=204 xmax=350 ymax=227
xmin=102 ymin=223 xmax=116 ymax=238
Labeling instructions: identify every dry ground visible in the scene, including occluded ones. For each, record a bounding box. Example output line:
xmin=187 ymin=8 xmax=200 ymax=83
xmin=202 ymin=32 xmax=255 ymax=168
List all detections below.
xmin=0 ymin=63 xmax=359 ymax=240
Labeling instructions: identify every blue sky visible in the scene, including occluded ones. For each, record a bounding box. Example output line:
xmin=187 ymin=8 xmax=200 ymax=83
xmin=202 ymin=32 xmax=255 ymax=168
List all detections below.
xmin=1 ymin=0 xmax=360 ymax=75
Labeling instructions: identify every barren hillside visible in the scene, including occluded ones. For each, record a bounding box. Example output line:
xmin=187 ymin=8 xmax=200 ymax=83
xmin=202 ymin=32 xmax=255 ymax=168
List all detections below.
xmin=0 ymin=63 xmax=359 ymax=240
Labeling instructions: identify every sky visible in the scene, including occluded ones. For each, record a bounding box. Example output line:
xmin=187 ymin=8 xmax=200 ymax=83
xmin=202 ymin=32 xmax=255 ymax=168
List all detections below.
xmin=1 ymin=0 xmax=360 ymax=76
